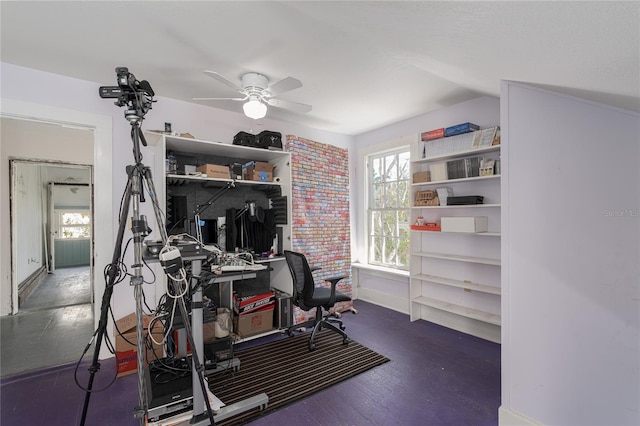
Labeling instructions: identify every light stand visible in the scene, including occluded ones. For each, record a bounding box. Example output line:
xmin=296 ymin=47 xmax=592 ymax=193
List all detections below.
xmin=80 ymin=69 xmax=216 ymax=426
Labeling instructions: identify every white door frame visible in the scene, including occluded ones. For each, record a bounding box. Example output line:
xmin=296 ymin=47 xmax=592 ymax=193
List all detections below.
xmin=10 ymin=161 xmax=94 ymax=306
xmin=1 ymin=100 xmax=112 ymax=347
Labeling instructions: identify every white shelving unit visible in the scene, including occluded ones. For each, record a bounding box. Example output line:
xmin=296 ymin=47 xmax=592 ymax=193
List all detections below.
xmin=146 ymin=132 xmax=293 ymax=342
xmin=409 ymin=129 xmax=502 ymax=343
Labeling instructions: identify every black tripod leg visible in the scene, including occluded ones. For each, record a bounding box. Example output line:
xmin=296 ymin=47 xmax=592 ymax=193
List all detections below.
xmin=80 ymin=178 xmax=133 ymax=426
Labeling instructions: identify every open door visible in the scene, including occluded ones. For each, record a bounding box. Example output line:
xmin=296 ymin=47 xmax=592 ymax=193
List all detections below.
xmin=47 ymin=182 xmax=56 ymax=273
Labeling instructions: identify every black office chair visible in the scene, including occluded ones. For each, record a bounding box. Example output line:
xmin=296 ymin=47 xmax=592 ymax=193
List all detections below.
xmin=284 ymin=250 xmax=351 ymax=351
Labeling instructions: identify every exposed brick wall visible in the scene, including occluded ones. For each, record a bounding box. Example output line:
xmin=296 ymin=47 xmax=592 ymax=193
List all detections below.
xmin=286 ymin=135 xmax=352 ymax=324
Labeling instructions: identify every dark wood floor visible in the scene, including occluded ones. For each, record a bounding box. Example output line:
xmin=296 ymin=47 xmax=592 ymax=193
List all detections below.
xmin=0 ymin=301 xmax=501 ymax=426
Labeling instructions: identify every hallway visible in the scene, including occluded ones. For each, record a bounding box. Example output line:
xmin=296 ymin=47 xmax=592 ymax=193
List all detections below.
xmin=21 ymin=266 xmax=92 ymax=311
xmin=1 ymin=267 xmax=95 ymax=377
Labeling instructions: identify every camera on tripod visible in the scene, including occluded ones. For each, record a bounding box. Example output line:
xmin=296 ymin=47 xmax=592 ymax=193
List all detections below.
xmin=99 ymin=67 xmax=155 ymax=123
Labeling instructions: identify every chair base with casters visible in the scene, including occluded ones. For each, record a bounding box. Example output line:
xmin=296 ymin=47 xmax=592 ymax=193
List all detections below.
xmin=287 ymin=305 xmax=350 ymax=351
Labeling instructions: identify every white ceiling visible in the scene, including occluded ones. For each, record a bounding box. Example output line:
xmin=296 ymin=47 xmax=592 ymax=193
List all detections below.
xmin=1 ymin=1 xmax=638 ymax=135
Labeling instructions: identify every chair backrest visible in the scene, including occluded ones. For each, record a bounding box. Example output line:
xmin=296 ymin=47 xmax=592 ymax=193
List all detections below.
xmin=283 ymin=250 xmax=315 ymax=311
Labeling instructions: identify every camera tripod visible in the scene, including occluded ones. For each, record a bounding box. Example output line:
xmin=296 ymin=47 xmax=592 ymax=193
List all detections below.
xmin=79 ymin=120 xmax=216 ymax=426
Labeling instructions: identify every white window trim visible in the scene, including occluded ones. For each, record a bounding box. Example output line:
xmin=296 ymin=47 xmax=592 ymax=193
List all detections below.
xmin=355 ymin=135 xmax=414 ymax=270
xmin=366 ymin=147 xmax=411 ymax=270
xmin=57 ymin=209 xmax=91 ymax=240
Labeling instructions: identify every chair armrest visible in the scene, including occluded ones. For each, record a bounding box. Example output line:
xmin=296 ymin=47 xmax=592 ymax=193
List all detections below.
xmin=310 ymin=265 xmax=322 ymax=272
xmin=323 ymin=275 xmax=348 ymax=305
xmin=324 ymin=275 xmax=347 ymax=285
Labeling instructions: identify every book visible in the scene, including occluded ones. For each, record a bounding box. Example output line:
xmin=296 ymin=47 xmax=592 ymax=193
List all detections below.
xmin=446 ymin=159 xmax=466 ymax=180
xmin=445 ymin=122 xmax=480 ymax=137
xmin=421 ymin=128 xmax=445 ymax=141
xmin=465 ymin=157 xmax=480 ymax=177
xmin=477 ymin=127 xmax=498 ymax=148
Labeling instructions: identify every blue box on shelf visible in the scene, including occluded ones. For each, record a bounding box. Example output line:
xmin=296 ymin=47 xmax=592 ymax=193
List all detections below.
xmin=444 ymin=122 xmax=480 ymax=137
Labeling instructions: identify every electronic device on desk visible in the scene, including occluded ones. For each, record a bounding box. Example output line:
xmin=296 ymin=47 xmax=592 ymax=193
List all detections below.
xmin=273 ymin=289 xmax=293 ymax=329
xmin=210 ymin=251 xmax=268 ymax=273
xmin=144 ymin=238 xmax=204 ymax=259
xmin=204 ymin=337 xmax=233 ymax=370
xmin=145 ymin=359 xmax=194 ymax=422
xmin=145 ymin=240 xmax=164 ymax=256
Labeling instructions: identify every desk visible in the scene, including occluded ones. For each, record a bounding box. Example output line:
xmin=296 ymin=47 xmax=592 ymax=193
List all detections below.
xmin=189 ymin=258 xmax=270 ymax=425
xmin=144 ymin=248 xmax=269 ymax=425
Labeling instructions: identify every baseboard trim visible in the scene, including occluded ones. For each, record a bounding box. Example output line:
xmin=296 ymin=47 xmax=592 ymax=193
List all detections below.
xmin=17 ymin=266 xmax=47 ymax=306
xmin=499 ymin=406 xmax=541 ymax=425
xmin=355 ymin=287 xmax=409 ymax=315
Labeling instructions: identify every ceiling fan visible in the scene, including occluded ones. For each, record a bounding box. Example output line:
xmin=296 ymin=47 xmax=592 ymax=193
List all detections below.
xmin=194 ymin=70 xmax=312 ymax=119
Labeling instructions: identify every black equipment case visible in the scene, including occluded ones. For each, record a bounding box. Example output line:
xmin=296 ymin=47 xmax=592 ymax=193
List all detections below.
xmin=232 ymin=131 xmax=283 ymax=150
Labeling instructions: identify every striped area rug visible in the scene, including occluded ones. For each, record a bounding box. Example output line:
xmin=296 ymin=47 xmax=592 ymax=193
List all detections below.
xmin=208 ymin=330 xmax=390 ymax=425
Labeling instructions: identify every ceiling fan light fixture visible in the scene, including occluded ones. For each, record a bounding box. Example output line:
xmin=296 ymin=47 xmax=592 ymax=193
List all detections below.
xmin=243 ymin=97 xmax=267 ymax=119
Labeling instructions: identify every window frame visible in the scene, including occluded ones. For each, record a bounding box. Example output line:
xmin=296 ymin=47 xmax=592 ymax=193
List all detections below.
xmin=366 ymin=146 xmax=411 ymax=270
xmin=57 ymin=209 xmax=91 ymax=240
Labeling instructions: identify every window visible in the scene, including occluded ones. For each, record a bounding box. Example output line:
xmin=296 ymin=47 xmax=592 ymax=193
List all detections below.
xmin=367 ymin=148 xmax=411 ymax=269
xmin=58 ymin=210 xmax=91 ymax=239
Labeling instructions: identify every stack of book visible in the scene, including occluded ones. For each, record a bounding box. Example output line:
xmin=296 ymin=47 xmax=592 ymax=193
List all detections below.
xmin=446 ymin=157 xmax=481 ymax=179
xmin=421 ymin=125 xmax=499 ymax=158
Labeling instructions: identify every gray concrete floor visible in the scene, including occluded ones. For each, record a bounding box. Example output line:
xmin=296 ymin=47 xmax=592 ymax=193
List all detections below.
xmin=0 ymin=266 xmax=95 ymax=377
xmin=21 ymin=265 xmax=92 ymax=310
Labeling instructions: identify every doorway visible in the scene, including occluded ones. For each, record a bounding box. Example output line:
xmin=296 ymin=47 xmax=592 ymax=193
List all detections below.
xmin=0 ymin=116 xmax=99 ymax=376
xmin=1 ymin=100 xmax=114 ymax=368
xmin=10 ymin=161 xmax=94 ymax=312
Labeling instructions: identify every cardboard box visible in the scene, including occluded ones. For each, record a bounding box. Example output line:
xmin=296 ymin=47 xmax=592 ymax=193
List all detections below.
xmin=242 ymin=161 xmax=274 ymax=182
xmin=115 ymin=313 xmax=163 ymax=377
xmin=115 ymin=312 xmax=154 ymax=332
xmin=197 ymin=163 xmax=230 ymax=179
xmin=413 ymin=171 xmax=431 ymax=183
xmin=440 ymin=216 xmax=488 ymax=233
xmin=233 ymin=291 xmax=275 ymax=315
xmin=245 ymin=170 xmax=273 ymax=182
xmin=244 ymin=161 xmax=273 ymax=173
xmin=172 ymin=321 xmax=218 ymax=355
xmin=234 ymin=307 xmax=274 ymax=337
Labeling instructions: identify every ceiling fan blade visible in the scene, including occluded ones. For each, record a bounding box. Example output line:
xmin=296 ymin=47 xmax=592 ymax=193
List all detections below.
xmin=266 ymin=98 xmax=312 ymax=113
xmin=266 ymin=76 xmax=303 ymax=97
xmin=203 ymin=70 xmax=245 ymax=93
xmin=193 ymin=96 xmax=247 ymax=101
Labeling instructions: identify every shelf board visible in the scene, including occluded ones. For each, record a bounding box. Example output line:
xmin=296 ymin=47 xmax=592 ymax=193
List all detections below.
xmin=413 ymin=145 xmax=501 ymax=164
xmin=411 ymin=296 xmax=501 ymax=325
xmin=412 ymin=203 xmax=501 ymax=209
xmin=411 ymin=251 xmax=501 ymax=266
xmin=411 ymin=174 xmax=500 ymax=187
xmin=411 ymin=230 xmax=501 ymax=237
xmin=146 ymin=132 xmax=290 ymax=162
xmin=411 ymin=274 xmax=501 ymax=295
xmin=233 ymin=328 xmax=284 ymax=344
xmin=166 ymin=174 xmax=281 ymax=187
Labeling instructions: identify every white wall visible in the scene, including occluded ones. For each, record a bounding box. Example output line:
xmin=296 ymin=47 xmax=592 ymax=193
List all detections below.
xmin=12 ymin=163 xmax=43 ymax=283
xmin=352 ymin=96 xmax=500 ymax=310
xmin=1 ymin=62 xmax=354 ymax=328
xmin=500 ymin=82 xmax=639 ymax=425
